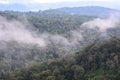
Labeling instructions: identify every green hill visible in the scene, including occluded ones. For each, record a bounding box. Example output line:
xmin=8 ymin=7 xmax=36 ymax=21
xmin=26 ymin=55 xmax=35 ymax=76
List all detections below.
xmin=4 ymin=37 xmax=120 ymax=80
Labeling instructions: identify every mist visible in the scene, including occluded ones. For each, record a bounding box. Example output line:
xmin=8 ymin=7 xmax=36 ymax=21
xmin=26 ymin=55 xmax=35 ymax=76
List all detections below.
xmin=0 ymin=16 xmax=83 ymax=58
xmin=0 ymin=13 xmax=119 ymax=74
xmin=81 ymin=14 xmax=119 ymax=32
xmin=0 ymin=14 xmax=119 ymax=54
xmin=0 ymin=16 xmax=46 ymax=47
xmin=0 ymin=14 xmax=119 ymax=55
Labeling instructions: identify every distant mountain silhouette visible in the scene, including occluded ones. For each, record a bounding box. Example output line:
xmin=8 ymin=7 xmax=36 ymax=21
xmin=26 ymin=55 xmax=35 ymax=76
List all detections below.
xmin=44 ymin=6 xmax=120 ymax=15
xmin=0 ymin=3 xmax=120 ymax=16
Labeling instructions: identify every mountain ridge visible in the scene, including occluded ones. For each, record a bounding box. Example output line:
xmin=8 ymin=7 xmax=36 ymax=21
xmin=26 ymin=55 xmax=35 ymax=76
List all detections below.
xmin=44 ymin=6 xmax=120 ymax=15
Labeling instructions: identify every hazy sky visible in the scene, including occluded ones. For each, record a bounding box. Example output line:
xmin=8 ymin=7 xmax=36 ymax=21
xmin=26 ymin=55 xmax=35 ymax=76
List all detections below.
xmin=0 ymin=0 xmax=120 ymax=11
xmin=0 ymin=0 xmax=120 ymax=4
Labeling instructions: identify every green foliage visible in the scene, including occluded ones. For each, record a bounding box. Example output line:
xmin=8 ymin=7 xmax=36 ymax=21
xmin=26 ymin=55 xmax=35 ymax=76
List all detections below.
xmin=4 ymin=37 xmax=120 ymax=80
xmin=1 ymin=10 xmax=120 ymax=80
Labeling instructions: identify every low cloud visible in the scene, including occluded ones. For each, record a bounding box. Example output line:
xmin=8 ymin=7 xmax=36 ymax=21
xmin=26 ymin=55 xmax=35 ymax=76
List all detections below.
xmin=0 ymin=16 xmax=46 ymax=47
xmin=81 ymin=14 xmax=119 ymax=32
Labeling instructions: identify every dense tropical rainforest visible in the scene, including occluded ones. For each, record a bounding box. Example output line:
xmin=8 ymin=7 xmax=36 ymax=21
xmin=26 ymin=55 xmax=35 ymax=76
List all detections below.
xmin=5 ymin=37 xmax=120 ymax=80
xmin=0 ymin=6 xmax=120 ymax=80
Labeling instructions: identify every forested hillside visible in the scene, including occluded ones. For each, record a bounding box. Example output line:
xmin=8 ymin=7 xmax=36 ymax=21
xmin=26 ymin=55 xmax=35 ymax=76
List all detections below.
xmin=0 ymin=6 xmax=120 ymax=80
xmin=4 ymin=37 xmax=120 ymax=80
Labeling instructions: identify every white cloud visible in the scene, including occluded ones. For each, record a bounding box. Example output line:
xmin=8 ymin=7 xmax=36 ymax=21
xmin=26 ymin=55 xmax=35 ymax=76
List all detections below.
xmin=32 ymin=0 xmax=80 ymax=3
xmin=3 ymin=0 xmax=120 ymax=4
xmin=81 ymin=14 xmax=119 ymax=32
xmin=0 ymin=0 xmax=9 ymax=4
xmin=8 ymin=0 xmax=80 ymax=4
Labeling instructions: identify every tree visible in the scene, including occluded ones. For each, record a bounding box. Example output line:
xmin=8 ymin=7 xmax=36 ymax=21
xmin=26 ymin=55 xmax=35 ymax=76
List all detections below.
xmin=72 ymin=65 xmax=85 ymax=80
